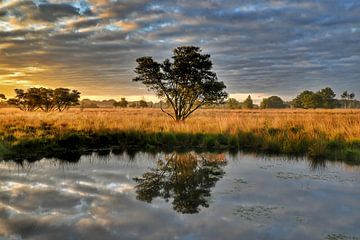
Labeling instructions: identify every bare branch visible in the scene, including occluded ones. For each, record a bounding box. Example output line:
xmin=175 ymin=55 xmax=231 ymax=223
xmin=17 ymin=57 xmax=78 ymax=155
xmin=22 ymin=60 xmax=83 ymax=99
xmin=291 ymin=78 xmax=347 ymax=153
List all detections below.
xmin=160 ymin=107 xmax=175 ymax=121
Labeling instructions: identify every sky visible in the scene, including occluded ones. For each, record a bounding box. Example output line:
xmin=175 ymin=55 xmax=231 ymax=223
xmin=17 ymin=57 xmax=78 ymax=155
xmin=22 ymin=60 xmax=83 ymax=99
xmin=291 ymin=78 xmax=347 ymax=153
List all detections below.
xmin=0 ymin=0 xmax=359 ymax=102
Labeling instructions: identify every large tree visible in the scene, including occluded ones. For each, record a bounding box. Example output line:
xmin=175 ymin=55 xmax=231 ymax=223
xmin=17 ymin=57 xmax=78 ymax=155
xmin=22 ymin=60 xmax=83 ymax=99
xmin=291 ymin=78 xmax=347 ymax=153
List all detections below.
xmin=133 ymin=46 xmax=228 ymax=121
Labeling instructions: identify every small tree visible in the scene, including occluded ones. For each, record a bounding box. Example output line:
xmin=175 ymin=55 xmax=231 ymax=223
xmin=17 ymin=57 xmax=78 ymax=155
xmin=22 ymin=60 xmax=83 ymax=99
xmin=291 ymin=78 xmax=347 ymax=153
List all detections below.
xmin=80 ymin=99 xmax=99 ymax=110
xmin=303 ymin=93 xmax=323 ymax=109
xmin=349 ymin=93 xmax=356 ymax=108
xmin=260 ymin=96 xmax=286 ymax=109
xmin=120 ymin=98 xmax=128 ymax=108
xmin=292 ymin=90 xmax=323 ymax=109
xmin=341 ymin=91 xmax=349 ymax=108
xmin=8 ymin=88 xmax=41 ymax=111
xmin=243 ymin=95 xmax=253 ymax=109
xmin=116 ymin=97 xmax=128 ymax=108
xmin=53 ymin=88 xmax=80 ymax=111
xmin=0 ymin=93 xmax=6 ymax=107
xmin=317 ymin=87 xmax=336 ymax=108
xmin=7 ymin=87 xmax=80 ymax=112
xmin=227 ymin=98 xmax=241 ymax=109
xmin=341 ymin=91 xmax=355 ymax=109
xmin=133 ymin=46 xmax=227 ymax=121
xmin=139 ymin=99 xmax=148 ymax=108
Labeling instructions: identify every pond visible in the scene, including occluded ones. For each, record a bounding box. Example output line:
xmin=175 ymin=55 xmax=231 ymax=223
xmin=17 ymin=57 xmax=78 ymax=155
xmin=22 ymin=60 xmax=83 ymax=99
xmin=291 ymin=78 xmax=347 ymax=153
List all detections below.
xmin=0 ymin=151 xmax=360 ymax=240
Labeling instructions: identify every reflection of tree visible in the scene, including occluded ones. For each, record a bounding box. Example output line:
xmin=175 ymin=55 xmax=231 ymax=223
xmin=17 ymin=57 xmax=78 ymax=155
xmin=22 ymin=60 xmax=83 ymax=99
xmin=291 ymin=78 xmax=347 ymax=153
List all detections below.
xmin=133 ymin=152 xmax=227 ymax=214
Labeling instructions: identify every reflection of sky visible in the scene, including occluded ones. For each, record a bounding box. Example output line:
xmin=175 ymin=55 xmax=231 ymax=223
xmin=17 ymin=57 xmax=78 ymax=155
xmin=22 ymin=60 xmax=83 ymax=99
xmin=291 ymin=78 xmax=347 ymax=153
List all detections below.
xmin=0 ymin=152 xmax=360 ymax=239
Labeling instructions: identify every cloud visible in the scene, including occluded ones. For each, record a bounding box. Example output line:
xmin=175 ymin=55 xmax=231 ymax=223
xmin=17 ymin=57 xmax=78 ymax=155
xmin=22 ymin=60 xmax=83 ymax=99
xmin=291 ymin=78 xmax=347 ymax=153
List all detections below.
xmin=0 ymin=0 xmax=359 ymax=99
xmin=113 ymin=20 xmax=139 ymax=31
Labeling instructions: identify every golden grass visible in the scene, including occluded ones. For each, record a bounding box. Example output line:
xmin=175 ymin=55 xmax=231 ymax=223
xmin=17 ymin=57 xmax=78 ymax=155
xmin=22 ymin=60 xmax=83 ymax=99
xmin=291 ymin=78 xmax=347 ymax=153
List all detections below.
xmin=0 ymin=107 xmax=360 ymax=141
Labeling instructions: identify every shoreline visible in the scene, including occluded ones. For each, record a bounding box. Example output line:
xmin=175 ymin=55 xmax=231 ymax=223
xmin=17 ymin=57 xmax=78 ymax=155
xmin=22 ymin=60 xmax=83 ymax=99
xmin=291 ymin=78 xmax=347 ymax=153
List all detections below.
xmin=1 ymin=129 xmax=359 ymax=164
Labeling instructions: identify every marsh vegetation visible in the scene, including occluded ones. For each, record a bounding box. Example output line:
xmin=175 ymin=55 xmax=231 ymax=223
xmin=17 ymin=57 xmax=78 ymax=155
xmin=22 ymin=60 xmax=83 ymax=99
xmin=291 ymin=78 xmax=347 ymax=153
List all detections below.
xmin=0 ymin=108 xmax=359 ymax=164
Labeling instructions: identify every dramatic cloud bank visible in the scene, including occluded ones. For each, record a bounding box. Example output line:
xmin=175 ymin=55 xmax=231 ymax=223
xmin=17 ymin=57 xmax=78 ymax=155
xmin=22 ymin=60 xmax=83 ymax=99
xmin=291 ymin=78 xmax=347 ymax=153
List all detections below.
xmin=0 ymin=0 xmax=359 ymax=100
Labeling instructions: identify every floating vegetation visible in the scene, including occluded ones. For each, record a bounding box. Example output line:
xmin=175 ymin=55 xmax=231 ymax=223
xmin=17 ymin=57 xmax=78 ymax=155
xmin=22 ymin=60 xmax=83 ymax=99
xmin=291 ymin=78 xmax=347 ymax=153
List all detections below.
xmin=233 ymin=178 xmax=248 ymax=185
xmin=325 ymin=234 xmax=360 ymax=240
xmin=233 ymin=205 xmax=280 ymax=221
xmin=276 ymin=171 xmax=357 ymax=183
xmin=219 ymin=178 xmax=249 ymax=195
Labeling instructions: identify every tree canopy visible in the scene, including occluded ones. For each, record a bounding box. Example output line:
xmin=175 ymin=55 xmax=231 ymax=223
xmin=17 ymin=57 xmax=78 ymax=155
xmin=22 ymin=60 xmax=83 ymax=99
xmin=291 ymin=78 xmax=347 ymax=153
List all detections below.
xmin=133 ymin=46 xmax=228 ymax=121
xmin=7 ymin=87 xmax=80 ymax=112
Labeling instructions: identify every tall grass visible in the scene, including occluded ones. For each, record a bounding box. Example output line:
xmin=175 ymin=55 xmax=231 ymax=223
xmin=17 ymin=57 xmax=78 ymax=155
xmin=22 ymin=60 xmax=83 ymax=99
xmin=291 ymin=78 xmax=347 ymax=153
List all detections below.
xmin=0 ymin=108 xmax=360 ymax=163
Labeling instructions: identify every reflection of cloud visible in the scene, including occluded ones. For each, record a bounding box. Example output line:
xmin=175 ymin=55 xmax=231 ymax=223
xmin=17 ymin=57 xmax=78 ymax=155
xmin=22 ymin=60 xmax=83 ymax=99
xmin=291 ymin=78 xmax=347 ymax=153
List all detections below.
xmin=0 ymin=0 xmax=359 ymax=99
xmin=106 ymin=183 xmax=133 ymax=193
xmin=0 ymin=152 xmax=360 ymax=239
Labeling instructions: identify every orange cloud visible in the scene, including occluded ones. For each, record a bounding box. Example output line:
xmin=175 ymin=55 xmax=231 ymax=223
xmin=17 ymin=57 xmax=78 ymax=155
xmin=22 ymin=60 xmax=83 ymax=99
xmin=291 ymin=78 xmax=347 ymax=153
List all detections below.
xmin=114 ymin=20 xmax=138 ymax=31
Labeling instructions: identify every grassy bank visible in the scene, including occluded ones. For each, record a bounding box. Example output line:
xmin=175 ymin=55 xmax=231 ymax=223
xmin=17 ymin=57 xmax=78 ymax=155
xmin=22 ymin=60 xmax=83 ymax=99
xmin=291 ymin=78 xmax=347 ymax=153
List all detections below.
xmin=0 ymin=108 xmax=360 ymax=164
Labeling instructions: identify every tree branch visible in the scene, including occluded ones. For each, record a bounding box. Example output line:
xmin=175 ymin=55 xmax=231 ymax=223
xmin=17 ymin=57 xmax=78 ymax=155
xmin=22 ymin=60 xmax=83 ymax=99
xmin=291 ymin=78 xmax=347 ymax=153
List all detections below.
xmin=183 ymin=101 xmax=206 ymax=119
xmin=160 ymin=106 xmax=175 ymax=121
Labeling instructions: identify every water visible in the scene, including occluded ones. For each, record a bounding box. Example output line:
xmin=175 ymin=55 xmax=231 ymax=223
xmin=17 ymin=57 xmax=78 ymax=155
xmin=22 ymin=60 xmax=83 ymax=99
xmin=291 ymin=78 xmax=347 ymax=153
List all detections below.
xmin=0 ymin=151 xmax=360 ymax=240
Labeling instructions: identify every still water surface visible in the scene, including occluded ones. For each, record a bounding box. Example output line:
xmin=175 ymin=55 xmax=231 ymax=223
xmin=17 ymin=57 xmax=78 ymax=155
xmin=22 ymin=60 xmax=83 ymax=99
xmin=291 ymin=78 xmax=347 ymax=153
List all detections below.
xmin=0 ymin=151 xmax=360 ymax=240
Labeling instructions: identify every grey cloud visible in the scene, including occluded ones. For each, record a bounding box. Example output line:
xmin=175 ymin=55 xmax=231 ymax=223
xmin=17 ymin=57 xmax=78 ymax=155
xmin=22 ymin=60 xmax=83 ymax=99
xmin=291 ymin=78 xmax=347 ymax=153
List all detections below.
xmin=0 ymin=0 xmax=359 ymax=98
xmin=37 ymin=3 xmax=80 ymax=21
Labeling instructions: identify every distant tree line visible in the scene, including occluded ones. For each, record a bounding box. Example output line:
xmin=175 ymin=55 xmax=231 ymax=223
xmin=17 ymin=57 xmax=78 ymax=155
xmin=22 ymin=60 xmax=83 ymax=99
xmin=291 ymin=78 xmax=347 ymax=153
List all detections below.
xmin=291 ymin=88 xmax=357 ymax=109
xmin=113 ymin=98 xmax=148 ymax=108
xmin=4 ymin=88 xmax=80 ymax=112
xmin=0 ymin=86 xmax=358 ymax=112
xmin=225 ymin=87 xmax=358 ymax=109
xmin=78 ymin=98 xmax=154 ymax=109
xmin=227 ymin=95 xmax=255 ymax=109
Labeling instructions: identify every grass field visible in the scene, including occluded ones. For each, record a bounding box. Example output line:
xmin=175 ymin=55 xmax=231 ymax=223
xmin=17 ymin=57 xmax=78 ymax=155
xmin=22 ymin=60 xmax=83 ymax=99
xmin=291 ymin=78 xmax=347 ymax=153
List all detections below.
xmin=0 ymin=107 xmax=360 ymax=163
